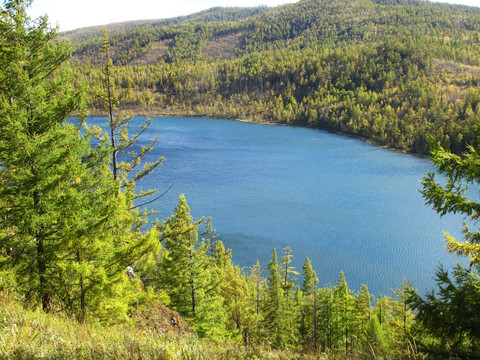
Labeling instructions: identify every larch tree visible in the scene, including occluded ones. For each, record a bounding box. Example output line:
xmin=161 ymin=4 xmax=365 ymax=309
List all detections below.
xmin=317 ymin=285 xmax=335 ymax=350
xmin=421 ymin=139 xmax=480 ymax=265
xmin=0 ymin=0 xmax=85 ymax=311
xmin=0 ymin=0 xmax=157 ymax=319
xmin=301 ymin=257 xmax=319 ymax=350
xmin=158 ymin=195 xmax=231 ymax=338
xmin=90 ymin=30 xmax=163 ymax=201
xmin=332 ymin=272 xmax=355 ymax=354
xmin=407 ymin=137 xmax=480 ymax=356
xmin=87 ymin=30 xmax=165 ymax=292
xmin=280 ymin=246 xmax=299 ymax=297
xmin=158 ymin=195 xmax=204 ymax=318
xmin=263 ymin=248 xmax=283 ymax=345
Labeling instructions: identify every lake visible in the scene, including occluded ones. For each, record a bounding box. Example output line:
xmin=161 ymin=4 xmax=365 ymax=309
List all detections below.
xmin=89 ymin=116 xmax=465 ymax=296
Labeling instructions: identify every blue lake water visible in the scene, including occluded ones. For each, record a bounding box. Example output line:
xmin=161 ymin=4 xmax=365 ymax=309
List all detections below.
xmin=88 ymin=116 xmax=466 ymax=296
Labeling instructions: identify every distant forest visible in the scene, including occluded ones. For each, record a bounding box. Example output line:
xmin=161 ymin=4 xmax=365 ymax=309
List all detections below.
xmin=67 ymin=0 xmax=480 ymax=155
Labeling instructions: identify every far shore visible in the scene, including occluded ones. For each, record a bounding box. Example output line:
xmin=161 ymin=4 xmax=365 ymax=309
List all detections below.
xmin=82 ymin=106 xmax=429 ymax=158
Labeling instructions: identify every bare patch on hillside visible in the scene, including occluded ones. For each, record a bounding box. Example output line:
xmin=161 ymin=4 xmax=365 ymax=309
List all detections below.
xmin=204 ymin=30 xmax=249 ymax=61
xmin=432 ymin=58 xmax=480 ymax=101
xmin=130 ymin=39 xmax=173 ymax=66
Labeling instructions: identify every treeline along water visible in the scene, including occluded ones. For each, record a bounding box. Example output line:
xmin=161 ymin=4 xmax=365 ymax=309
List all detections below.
xmin=87 ymin=116 xmax=465 ymax=295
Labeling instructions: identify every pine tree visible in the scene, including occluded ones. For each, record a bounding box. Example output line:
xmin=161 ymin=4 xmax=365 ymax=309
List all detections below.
xmin=317 ymin=285 xmax=335 ymax=350
xmin=390 ymin=281 xmax=415 ymax=355
xmin=262 ymin=247 xmax=300 ymax=348
xmin=214 ymin=247 xmax=258 ymax=344
xmin=365 ymin=314 xmax=390 ymax=358
xmin=390 ymin=280 xmax=414 ymax=338
xmin=201 ymin=216 xmax=219 ymax=258
xmin=159 ymin=195 xmax=204 ymax=318
xmin=410 ymin=119 xmax=480 ymax=358
xmin=354 ymin=284 xmax=374 ymax=344
xmin=280 ymin=246 xmax=299 ymax=298
xmin=250 ymin=259 xmax=265 ymax=317
xmin=407 ymin=264 xmax=480 ymax=356
xmin=159 ymin=195 xmax=232 ymax=338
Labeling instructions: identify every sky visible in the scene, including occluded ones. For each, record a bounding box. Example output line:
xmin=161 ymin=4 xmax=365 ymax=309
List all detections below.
xmin=28 ymin=0 xmax=480 ymax=32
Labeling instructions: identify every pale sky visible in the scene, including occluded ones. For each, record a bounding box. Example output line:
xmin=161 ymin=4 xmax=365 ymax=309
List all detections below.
xmin=28 ymin=0 xmax=480 ymax=32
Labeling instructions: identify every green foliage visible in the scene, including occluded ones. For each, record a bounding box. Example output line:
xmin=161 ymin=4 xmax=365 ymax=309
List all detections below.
xmin=157 ymin=195 xmax=204 ymax=318
xmin=421 ymin=139 xmax=480 ymax=265
xmin=0 ymin=0 xmax=158 ymax=322
xmin=300 ymin=257 xmax=319 ymax=349
xmin=91 ymin=30 xmax=163 ymax=192
xmin=365 ymin=314 xmax=390 ymax=357
xmin=408 ymin=265 xmax=480 ymax=357
xmin=156 ymin=195 xmax=230 ymax=340
xmin=409 ymin=123 xmax=480 ymax=358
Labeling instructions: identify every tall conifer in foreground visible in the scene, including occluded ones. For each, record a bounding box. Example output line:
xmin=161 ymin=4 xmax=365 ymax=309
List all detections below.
xmin=0 ymin=0 xmax=83 ymax=311
xmin=0 ymin=0 xmax=158 ymax=319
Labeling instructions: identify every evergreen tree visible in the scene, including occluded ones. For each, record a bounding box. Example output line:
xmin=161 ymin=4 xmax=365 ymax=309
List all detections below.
xmin=421 ymin=138 xmax=480 ymax=265
xmin=365 ymin=314 xmax=390 ymax=358
xmin=263 ymin=248 xmax=283 ymax=346
xmin=409 ymin=137 xmax=480 ymax=357
xmin=280 ymin=246 xmax=299 ymax=297
xmin=317 ymin=285 xmax=335 ymax=350
xmin=214 ymin=246 xmax=258 ymax=344
xmin=201 ymin=216 xmax=219 ymax=258
xmin=354 ymin=284 xmax=374 ymax=344
xmin=390 ymin=281 xmax=415 ymax=355
xmin=0 ymin=0 xmax=158 ymax=319
xmin=300 ymin=257 xmax=319 ymax=350
xmin=91 ymin=31 xmax=163 ymax=197
xmin=408 ymin=265 xmax=480 ymax=356
xmin=332 ymin=272 xmax=354 ymax=354
xmin=158 ymin=195 xmax=229 ymax=339
xmin=250 ymin=259 xmax=265 ymax=317
xmin=158 ymin=195 xmax=204 ymax=318
xmin=0 ymin=0 xmax=84 ymax=312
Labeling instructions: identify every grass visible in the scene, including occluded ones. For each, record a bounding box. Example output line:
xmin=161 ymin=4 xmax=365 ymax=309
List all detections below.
xmin=0 ymin=291 xmax=314 ymax=360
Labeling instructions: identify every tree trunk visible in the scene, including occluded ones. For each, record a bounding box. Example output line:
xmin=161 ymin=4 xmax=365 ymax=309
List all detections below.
xmin=33 ymin=187 xmax=51 ymax=313
xmin=313 ymin=287 xmax=318 ymax=350
xmin=189 ymin=248 xmax=196 ymax=316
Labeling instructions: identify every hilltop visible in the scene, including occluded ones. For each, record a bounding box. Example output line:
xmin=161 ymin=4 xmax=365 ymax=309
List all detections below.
xmin=65 ymin=0 xmax=480 ymax=65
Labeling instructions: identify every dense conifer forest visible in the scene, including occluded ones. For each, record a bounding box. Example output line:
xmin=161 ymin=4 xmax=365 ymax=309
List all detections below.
xmin=1 ymin=0 xmax=480 ymax=359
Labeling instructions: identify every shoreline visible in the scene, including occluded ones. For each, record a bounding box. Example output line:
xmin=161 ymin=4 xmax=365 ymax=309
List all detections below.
xmin=84 ymin=107 xmax=429 ymax=159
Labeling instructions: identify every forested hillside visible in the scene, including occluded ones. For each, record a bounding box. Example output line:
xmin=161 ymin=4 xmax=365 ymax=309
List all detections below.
xmin=68 ymin=0 xmax=480 ymax=154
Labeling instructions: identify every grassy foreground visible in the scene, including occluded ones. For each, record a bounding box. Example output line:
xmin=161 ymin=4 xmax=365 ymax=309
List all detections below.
xmin=0 ymin=291 xmax=319 ymax=360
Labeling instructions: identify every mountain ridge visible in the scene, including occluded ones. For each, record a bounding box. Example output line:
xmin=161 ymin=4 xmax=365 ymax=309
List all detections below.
xmin=65 ymin=0 xmax=480 ymax=66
